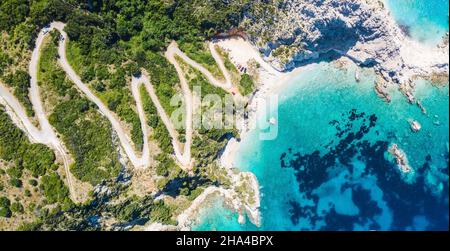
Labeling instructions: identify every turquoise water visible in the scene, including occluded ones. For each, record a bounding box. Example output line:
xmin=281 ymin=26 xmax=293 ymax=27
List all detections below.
xmin=189 ymin=196 xmax=258 ymax=231
xmin=385 ymin=0 xmax=449 ymax=45
xmin=193 ymin=63 xmax=449 ymax=231
xmin=192 ymin=1 xmax=449 ymax=231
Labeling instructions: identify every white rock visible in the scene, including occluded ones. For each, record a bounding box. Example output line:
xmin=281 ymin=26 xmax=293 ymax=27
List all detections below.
xmin=410 ymin=120 xmax=422 ymax=132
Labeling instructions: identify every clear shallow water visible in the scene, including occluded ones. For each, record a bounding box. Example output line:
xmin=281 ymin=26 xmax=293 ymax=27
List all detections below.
xmin=189 ymin=196 xmax=258 ymax=231
xmin=193 ymin=63 xmax=449 ymax=231
xmin=385 ymin=0 xmax=449 ymax=45
xmin=192 ymin=1 xmax=449 ymax=231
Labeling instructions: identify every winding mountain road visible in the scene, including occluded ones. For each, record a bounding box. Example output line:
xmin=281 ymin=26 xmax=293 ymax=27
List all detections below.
xmin=165 ymin=43 xmax=194 ymax=168
xmin=0 ymin=22 xmax=239 ymax=195
xmin=0 ymin=26 xmax=77 ymax=201
xmin=54 ymin=22 xmax=193 ymax=169
xmin=167 ymin=42 xmax=236 ymax=93
xmin=131 ymin=73 xmax=189 ymax=167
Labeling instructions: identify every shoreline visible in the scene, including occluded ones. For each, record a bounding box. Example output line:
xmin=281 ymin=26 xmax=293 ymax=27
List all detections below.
xmin=170 ymin=32 xmax=448 ymax=231
xmin=216 ymin=36 xmax=311 ymax=173
xmin=211 ymin=12 xmax=449 ymax=229
xmin=152 ymin=37 xmax=305 ymax=231
xmin=146 ymin=0 xmax=449 ymax=231
xmin=146 ymin=171 xmax=261 ymax=231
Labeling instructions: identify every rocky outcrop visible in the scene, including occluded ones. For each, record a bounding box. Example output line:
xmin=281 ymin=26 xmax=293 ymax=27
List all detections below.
xmin=242 ymin=0 xmax=449 ymax=86
xmin=388 ymin=143 xmax=412 ymax=174
xmin=409 ymin=120 xmax=421 ymax=132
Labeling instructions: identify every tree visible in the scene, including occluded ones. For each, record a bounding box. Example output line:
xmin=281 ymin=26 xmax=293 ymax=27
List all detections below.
xmin=11 ymin=201 xmax=24 ymax=213
xmin=28 ymin=179 xmax=38 ymax=187
xmin=0 ymin=196 xmax=11 ymax=218
xmin=10 ymin=178 xmax=22 ymax=188
xmin=0 ymin=0 xmax=29 ymax=32
xmin=22 ymin=143 xmax=56 ymax=176
xmin=6 ymin=166 xmax=22 ymax=179
xmin=0 ymin=51 xmax=12 ymax=75
xmin=40 ymin=173 xmax=70 ymax=205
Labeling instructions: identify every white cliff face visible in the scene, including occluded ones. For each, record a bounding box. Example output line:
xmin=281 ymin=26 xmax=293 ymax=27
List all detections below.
xmin=242 ymin=0 xmax=449 ymax=86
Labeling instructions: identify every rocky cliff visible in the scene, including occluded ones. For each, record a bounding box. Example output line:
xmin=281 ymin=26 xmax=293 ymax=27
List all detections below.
xmin=241 ymin=0 xmax=449 ymax=86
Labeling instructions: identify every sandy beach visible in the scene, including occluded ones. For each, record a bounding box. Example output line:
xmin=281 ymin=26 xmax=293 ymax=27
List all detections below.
xmin=212 ymin=23 xmax=448 ymax=229
xmin=172 ymin=37 xmax=305 ymax=230
xmin=216 ymin=37 xmax=308 ymax=173
xmin=146 ymin=13 xmax=449 ymax=229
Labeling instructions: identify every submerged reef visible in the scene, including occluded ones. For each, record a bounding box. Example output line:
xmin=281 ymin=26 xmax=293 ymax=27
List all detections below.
xmin=280 ymin=109 xmax=449 ymax=230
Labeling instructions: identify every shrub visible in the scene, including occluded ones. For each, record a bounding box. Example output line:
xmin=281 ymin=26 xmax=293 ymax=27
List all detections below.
xmin=40 ymin=173 xmax=71 ymax=205
xmin=28 ymin=179 xmax=38 ymax=187
xmin=10 ymin=178 xmax=22 ymax=188
xmin=238 ymin=74 xmax=255 ymax=96
xmin=11 ymin=201 xmax=24 ymax=213
xmin=0 ymin=196 xmax=11 ymax=218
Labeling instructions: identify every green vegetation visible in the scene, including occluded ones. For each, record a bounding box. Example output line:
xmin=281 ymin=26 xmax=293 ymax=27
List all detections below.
xmin=7 ymin=166 xmax=22 ymax=179
xmin=140 ymin=85 xmax=179 ymax=178
xmin=28 ymin=179 xmax=38 ymax=187
xmin=0 ymin=51 xmax=10 ymax=75
xmin=0 ymin=107 xmax=56 ymax=177
xmin=40 ymin=173 xmax=71 ymax=208
xmin=177 ymin=59 xmax=239 ymax=168
xmin=9 ymin=178 xmax=23 ymax=188
xmin=23 ymin=144 xmax=57 ymax=176
xmin=0 ymin=0 xmax=268 ymax=229
xmin=216 ymin=47 xmax=256 ymax=96
xmin=38 ymin=35 xmax=122 ymax=186
xmin=11 ymin=201 xmax=24 ymax=213
xmin=113 ymin=195 xmax=176 ymax=225
xmin=1 ymin=0 xmax=262 ymax=152
xmin=179 ymin=57 xmax=228 ymax=99
xmin=143 ymin=52 xmax=180 ymax=116
xmin=0 ymin=106 xmax=74 ymax=221
xmin=149 ymin=200 xmax=176 ymax=225
xmin=218 ymin=47 xmax=240 ymax=81
xmin=0 ymin=0 xmax=29 ymax=31
xmin=1 ymin=70 xmax=34 ymax=116
xmin=65 ymin=41 xmax=144 ymax=151
xmin=18 ymin=179 xmax=178 ymax=230
xmin=187 ymin=187 xmax=205 ymax=201
xmin=192 ymin=128 xmax=237 ymax=168
xmin=235 ymin=176 xmax=256 ymax=205
xmin=48 ymin=97 xmax=122 ymax=185
xmin=238 ymin=73 xmax=255 ymax=96
xmin=179 ymin=41 xmax=224 ymax=80
xmin=0 ymin=0 xmax=74 ymax=116
xmin=0 ymin=196 xmax=12 ymax=218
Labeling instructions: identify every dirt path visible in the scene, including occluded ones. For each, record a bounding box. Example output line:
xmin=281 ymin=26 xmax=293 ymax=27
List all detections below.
xmin=0 ymin=27 xmax=77 ymax=202
xmin=167 ymin=42 xmax=234 ymax=92
xmin=0 ymin=22 xmax=242 ymax=191
xmin=208 ymin=42 xmax=233 ymax=88
xmin=131 ymin=73 xmax=190 ymax=167
xmin=55 ymin=23 xmax=193 ymax=169
xmin=55 ymin=23 xmax=152 ymax=169
xmin=165 ymin=43 xmax=194 ymax=168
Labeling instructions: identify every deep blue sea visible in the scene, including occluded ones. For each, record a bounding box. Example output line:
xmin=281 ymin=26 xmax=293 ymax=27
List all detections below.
xmin=192 ymin=1 xmax=449 ymax=231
